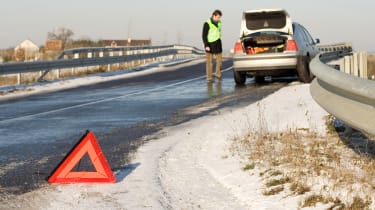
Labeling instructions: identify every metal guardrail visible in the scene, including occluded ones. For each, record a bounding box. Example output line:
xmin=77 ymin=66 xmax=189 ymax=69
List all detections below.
xmin=317 ymin=42 xmax=353 ymax=54
xmin=310 ymin=54 xmax=375 ymax=136
xmin=0 ymin=45 xmax=205 ymax=75
xmin=318 ymin=50 xmax=352 ymax=63
xmin=0 ymin=49 xmax=177 ymax=75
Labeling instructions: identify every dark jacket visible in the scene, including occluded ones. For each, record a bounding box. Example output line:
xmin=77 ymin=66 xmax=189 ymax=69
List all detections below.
xmin=202 ymin=19 xmax=222 ymax=54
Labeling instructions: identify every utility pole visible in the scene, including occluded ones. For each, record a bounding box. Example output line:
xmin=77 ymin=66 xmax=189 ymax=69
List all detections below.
xmin=176 ymin=30 xmax=183 ymax=45
xmin=127 ymin=19 xmax=132 ymax=45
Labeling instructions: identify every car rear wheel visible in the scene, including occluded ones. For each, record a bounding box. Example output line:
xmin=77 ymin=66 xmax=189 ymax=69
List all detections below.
xmin=233 ymin=70 xmax=246 ymax=85
xmin=297 ymin=56 xmax=313 ymax=83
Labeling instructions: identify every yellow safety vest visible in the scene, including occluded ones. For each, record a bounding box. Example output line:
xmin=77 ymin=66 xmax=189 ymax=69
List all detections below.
xmin=206 ymin=19 xmax=221 ymax=43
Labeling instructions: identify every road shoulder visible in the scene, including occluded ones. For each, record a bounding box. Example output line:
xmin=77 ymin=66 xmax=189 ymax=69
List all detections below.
xmin=0 ymin=83 xmax=330 ymax=209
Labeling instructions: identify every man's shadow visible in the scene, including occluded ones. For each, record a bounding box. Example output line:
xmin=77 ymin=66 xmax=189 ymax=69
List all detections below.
xmin=206 ymin=81 xmax=222 ymax=97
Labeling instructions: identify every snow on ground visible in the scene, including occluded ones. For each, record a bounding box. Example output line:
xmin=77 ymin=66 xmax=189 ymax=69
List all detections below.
xmin=1 ymin=82 xmax=331 ymax=210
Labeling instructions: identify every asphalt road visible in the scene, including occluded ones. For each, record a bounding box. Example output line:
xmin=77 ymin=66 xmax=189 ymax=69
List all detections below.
xmin=0 ymin=59 xmax=291 ymax=196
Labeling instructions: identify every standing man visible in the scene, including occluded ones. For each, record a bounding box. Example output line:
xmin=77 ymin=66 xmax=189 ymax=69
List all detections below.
xmin=202 ymin=9 xmax=223 ymax=82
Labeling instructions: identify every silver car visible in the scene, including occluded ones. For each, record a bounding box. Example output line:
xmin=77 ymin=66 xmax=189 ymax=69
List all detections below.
xmin=233 ymin=8 xmax=320 ymax=84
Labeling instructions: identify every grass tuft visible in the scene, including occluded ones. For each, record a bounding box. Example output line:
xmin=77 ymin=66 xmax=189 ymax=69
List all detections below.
xmin=348 ymin=197 xmax=371 ymax=210
xmin=242 ymin=163 xmax=255 ymax=171
xmin=269 ymin=170 xmax=282 ymax=177
xmin=265 ymin=177 xmax=290 ymax=188
xmin=289 ymin=182 xmax=310 ymax=195
xmin=263 ymin=186 xmax=284 ymax=196
xmin=303 ymin=194 xmax=326 ymax=207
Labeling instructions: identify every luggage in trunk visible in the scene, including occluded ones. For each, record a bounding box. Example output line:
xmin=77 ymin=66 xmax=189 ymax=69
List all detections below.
xmin=241 ymin=34 xmax=287 ymax=55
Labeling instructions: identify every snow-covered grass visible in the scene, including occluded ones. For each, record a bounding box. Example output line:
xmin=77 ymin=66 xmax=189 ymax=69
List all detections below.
xmin=231 ymin=98 xmax=375 ymax=209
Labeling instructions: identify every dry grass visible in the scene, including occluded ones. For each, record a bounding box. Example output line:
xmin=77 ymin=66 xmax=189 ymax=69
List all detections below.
xmin=263 ymin=186 xmax=284 ymax=196
xmin=289 ymin=182 xmax=310 ymax=195
xmin=242 ymin=163 xmax=255 ymax=171
xmin=231 ymin=113 xmax=375 ymax=208
xmin=302 ymin=194 xmax=326 ymax=207
xmin=265 ymin=177 xmax=291 ymax=188
xmin=348 ymin=197 xmax=371 ymax=210
xmin=269 ymin=170 xmax=282 ymax=177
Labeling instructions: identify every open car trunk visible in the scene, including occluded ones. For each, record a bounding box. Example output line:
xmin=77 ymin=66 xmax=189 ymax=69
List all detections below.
xmin=239 ymin=9 xmax=293 ymax=55
xmin=241 ymin=33 xmax=288 ymax=54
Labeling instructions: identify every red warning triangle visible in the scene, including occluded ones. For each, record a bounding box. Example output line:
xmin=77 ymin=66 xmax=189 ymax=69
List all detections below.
xmin=48 ymin=131 xmax=116 ymax=184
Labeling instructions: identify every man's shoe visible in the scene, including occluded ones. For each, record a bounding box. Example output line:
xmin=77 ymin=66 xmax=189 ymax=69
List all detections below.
xmin=215 ymin=76 xmax=222 ymax=80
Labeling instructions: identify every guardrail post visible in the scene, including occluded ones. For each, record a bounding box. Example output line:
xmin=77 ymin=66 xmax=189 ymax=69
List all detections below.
xmin=129 ymin=49 xmax=135 ymax=68
xmin=344 ymin=56 xmax=350 ymax=74
xmin=365 ymin=52 xmax=368 ymax=79
xmin=353 ymin=53 xmax=359 ymax=77
xmin=142 ymin=49 xmax=146 ymax=64
xmin=108 ymin=51 xmax=114 ymax=72
xmin=339 ymin=59 xmax=345 ymax=71
xmin=17 ymin=73 xmax=21 ymax=85
xmin=350 ymin=56 xmax=355 ymax=75
xmin=359 ymin=52 xmax=368 ymax=79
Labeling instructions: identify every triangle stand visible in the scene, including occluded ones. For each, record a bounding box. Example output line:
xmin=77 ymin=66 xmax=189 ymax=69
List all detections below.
xmin=48 ymin=131 xmax=116 ymax=184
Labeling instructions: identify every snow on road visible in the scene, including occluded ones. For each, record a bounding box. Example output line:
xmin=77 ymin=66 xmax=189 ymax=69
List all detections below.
xmin=1 ymin=83 xmax=330 ymax=210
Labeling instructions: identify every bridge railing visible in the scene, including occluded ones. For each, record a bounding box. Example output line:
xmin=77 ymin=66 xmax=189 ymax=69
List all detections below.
xmin=0 ymin=45 xmax=205 ymax=86
xmin=0 ymin=45 xmax=205 ymax=75
xmin=310 ymin=54 xmax=375 ymax=136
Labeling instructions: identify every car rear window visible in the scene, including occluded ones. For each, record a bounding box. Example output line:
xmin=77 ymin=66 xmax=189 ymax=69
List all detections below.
xmin=246 ymin=11 xmax=287 ymax=30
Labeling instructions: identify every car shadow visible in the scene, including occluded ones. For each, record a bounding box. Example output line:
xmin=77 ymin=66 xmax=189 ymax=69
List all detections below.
xmin=234 ymin=75 xmax=299 ymax=89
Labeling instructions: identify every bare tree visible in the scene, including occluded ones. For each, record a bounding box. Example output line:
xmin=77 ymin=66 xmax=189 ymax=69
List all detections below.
xmin=47 ymin=27 xmax=74 ymax=49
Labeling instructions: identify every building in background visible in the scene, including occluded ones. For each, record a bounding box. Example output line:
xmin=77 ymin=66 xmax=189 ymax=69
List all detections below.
xmin=45 ymin=40 xmax=63 ymax=52
xmin=14 ymin=39 xmax=40 ymax=61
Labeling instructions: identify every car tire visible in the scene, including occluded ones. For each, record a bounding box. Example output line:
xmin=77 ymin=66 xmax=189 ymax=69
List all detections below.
xmin=233 ymin=70 xmax=246 ymax=85
xmin=297 ymin=56 xmax=313 ymax=83
xmin=255 ymin=76 xmax=265 ymax=83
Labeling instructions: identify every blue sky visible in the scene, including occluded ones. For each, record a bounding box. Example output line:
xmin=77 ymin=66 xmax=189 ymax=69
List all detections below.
xmin=1 ymin=0 xmax=374 ymax=51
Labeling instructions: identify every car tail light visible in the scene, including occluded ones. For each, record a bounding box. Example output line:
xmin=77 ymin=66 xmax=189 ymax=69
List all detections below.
xmin=286 ymin=40 xmax=298 ymax=51
xmin=233 ymin=42 xmax=243 ymax=54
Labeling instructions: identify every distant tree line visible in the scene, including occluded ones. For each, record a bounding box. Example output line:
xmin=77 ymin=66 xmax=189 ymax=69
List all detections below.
xmin=46 ymin=27 xmax=105 ymax=49
xmin=1 ymin=27 xmax=108 ymax=63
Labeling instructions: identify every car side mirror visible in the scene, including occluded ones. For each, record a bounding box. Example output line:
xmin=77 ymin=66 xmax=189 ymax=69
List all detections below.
xmin=315 ymin=38 xmax=320 ymax=44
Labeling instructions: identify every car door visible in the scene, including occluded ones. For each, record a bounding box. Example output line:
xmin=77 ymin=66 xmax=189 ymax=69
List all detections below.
xmin=300 ymin=25 xmax=319 ymax=58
